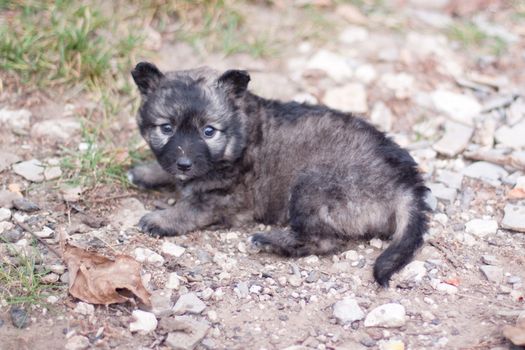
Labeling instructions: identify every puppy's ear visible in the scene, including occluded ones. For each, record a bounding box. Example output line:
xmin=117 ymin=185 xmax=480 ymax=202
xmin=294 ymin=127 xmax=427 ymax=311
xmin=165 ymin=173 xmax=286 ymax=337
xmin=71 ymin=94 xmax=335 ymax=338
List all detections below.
xmin=131 ymin=62 xmax=164 ymax=96
xmin=217 ymin=70 xmax=250 ymax=96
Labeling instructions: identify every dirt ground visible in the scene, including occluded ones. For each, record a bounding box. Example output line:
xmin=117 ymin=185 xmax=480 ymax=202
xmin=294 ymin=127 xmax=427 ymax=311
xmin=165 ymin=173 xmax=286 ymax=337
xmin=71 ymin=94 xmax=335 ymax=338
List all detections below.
xmin=1 ymin=1 xmax=525 ymax=349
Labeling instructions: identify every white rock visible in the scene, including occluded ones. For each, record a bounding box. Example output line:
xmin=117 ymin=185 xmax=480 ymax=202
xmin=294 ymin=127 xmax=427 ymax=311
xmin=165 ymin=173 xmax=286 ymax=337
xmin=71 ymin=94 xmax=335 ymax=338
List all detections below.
xmin=173 ymin=293 xmax=206 ymax=315
xmin=465 ymin=219 xmax=498 ymax=237
xmin=434 ymin=213 xmax=448 ymax=226
xmin=0 ymin=151 xmax=21 ymax=173
xmin=12 ymin=159 xmax=45 ymax=182
xmin=0 ymin=108 xmax=31 ymax=131
xmin=462 ymin=161 xmax=508 ymax=186
xmin=162 ymin=241 xmax=186 ymax=258
xmin=369 ymin=238 xmax=383 ymax=249
xmin=74 ymin=302 xmax=95 ymax=316
xmin=65 ymin=335 xmax=90 ymax=350
xmin=495 ymin=121 xmax=525 ymax=149
xmin=427 ymin=183 xmax=456 ymax=202
xmin=31 ymin=117 xmax=81 ymax=141
xmin=129 ymin=310 xmax=158 ymax=333
xmin=44 ymin=166 xmax=62 ymax=180
xmin=166 ymin=272 xmax=181 ymax=290
xmin=35 ymin=226 xmax=54 ymax=238
xmin=480 ymin=265 xmax=504 ymax=283
xmin=379 ymin=339 xmax=406 ymax=350
xmin=436 ymin=170 xmax=463 ymax=189
xmin=306 ymin=50 xmax=353 ymax=82
xmin=354 ymin=64 xmax=377 ymax=84
xmin=339 ymin=25 xmax=368 ymax=44
xmin=323 ymin=83 xmax=368 ymax=113
xmin=112 ymin=198 xmax=147 ymax=229
xmin=433 ymin=121 xmax=473 ymax=157
xmin=399 ymin=260 xmax=427 ymax=282
xmin=370 ymin=102 xmax=393 ymax=132
xmin=60 ymin=185 xmax=83 ymax=202
xmin=0 ymin=208 xmax=11 ymax=221
xmin=431 ymin=90 xmax=481 ymax=125
xmin=436 ymin=282 xmax=458 ymax=294
xmin=333 ymin=297 xmax=365 ymax=324
xmin=364 ymin=303 xmax=406 ymax=328
xmin=343 ymin=250 xmax=359 ymax=261
xmin=501 ymin=204 xmax=525 ymax=233
xmin=0 ymin=221 xmax=14 ymax=234
xmin=133 ymin=247 xmax=165 ymax=266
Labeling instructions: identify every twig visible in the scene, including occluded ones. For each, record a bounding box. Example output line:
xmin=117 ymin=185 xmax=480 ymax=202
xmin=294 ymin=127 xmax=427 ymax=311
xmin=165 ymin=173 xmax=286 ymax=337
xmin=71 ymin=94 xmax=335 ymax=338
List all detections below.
xmin=427 ymin=239 xmax=462 ymax=268
xmin=463 ymin=148 xmax=525 ymax=171
xmin=16 ymin=221 xmax=62 ymax=260
xmin=86 ymin=193 xmax=135 ymax=203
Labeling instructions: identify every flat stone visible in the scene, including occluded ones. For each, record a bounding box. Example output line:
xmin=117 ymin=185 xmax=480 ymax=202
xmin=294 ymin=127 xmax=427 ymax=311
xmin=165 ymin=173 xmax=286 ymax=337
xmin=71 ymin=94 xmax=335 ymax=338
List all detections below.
xmin=370 ymin=102 xmax=393 ymax=132
xmin=462 ymin=161 xmax=508 ymax=186
xmin=74 ymin=302 xmax=95 ymax=316
xmin=166 ymin=272 xmax=181 ymax=290
xmin=112 ymin=198 xmax=147 ymax=229
xmin=10 ymin=307 xmax=30 ymax=328
xmin=427 ymin=183 xmax=457 ymax=202
xmin=150 ymin=289 xmax=174 ymax=317
xmin=12 ymin=198 xmax=39 ymax=212
xmin=163 ymin=316 xmax=209 ymax=350
xmin=65 ymin=335 xmax=90 ymax=350
xmin=0 ymin=208 xmax=11 ymax=221
xmin=465 ymin=219 xmax=498 ymax=237
xmin=173 ymin=293 xmax=206 ymax=315
xmin=133 ymin=247 xmax=164 ymax=266
xmin=0 ymin=108 xmax=31 ymax=132
xmin=12 ymin=159 xmax=45 ymax=182
xmin=431 ymin=90 xmax=481 ymax=125
xmin=31 ymin=117 xmax=81 ymax=141
xmin=364 ymin=303 xmax=406 ymax=328
xmin=501 ymin=204 xmax=525 ymax=233
xmin=495 ymin=121 xmax=525 ymax=150
xmin=436 ymin=170 xmax=463 ymax=189
xmin=378 ymin=339 xmax=406 ymax=350
xmin=162 ymin=241 xmax=186 ymax=258
xmin=436 ymin=282 xmax=458 ymax=294
xmin=35 ymin=226 xmax=54 ymax=238
xmin=306 ymin=50 xmax=353 ymax=82
xmin=323 ymin=83 xmax=368 ymax=114
xmin=433 ymin=121 xmax=473 ymax=157
xmin=129 ymin=310 xmax=158 ymax=333
xmin=399 ymin=260 xmax=427 ymax=282
xmin=480 ymin=265 xmax=504 ymax=283
xmin=60 ymin=185 xmax=83 ymax=202
xmin=0 ymin=152 xmax=21 ymax=173
xmin=481 ymin=255 xmax=498 ymax=265
xmin=44 ymin=166 xmax=62 ymax=180
xmin=333 ymin=297 xmax=365 ymax=324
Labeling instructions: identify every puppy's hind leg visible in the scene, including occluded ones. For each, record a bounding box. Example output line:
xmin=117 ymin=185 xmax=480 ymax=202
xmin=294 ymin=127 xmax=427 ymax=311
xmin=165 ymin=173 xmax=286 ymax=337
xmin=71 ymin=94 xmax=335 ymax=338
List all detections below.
xmin=128 ymin=162 xmax=175 ymax=189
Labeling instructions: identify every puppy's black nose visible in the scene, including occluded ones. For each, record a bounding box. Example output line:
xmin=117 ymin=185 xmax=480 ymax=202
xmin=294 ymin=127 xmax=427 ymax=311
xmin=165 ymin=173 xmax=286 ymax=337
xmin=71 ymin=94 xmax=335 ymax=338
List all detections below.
xmin=176 ymin=157 xmax=192 ymax=171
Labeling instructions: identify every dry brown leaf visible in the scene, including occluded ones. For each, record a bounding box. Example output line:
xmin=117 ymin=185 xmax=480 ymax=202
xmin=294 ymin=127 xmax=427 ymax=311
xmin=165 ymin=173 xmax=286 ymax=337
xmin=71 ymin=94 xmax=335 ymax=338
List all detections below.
xmin=62 ymin=243 xmax=151 ymax=306
xmin=503 ymin=325 xmax=525 ymax=346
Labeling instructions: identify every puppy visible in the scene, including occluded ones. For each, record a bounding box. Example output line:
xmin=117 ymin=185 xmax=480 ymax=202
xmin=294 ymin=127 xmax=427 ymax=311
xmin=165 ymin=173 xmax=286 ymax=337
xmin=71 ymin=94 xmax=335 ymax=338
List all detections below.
xmin=128 ymin=62 xmax=429 ymax=286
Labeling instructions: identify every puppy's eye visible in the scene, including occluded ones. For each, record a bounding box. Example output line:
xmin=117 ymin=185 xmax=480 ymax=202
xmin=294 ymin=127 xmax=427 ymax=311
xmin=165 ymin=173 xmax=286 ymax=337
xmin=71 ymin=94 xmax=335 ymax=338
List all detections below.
xmin=160 ymin=124 xmax=173 ymax=135
xmin=203 ymin=125 xmax=216 ymax=138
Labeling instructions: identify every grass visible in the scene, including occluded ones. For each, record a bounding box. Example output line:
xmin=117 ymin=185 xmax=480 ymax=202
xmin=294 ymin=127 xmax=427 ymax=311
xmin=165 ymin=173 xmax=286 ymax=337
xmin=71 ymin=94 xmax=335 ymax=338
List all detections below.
xmin=0 ymin=243 xmax=59 ymax=306
xmin=447 ymin=21 xmax=508 ymax=56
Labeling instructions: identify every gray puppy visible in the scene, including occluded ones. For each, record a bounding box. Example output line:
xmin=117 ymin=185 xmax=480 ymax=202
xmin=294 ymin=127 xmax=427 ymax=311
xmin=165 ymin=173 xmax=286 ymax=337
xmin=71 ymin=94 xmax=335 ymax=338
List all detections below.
xmin=128 ymin=62 xmax=429 ymax=286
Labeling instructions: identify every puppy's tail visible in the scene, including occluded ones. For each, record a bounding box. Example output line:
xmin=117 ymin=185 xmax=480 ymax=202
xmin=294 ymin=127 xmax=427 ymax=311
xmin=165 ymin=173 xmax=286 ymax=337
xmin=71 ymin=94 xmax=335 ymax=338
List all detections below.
xmin=373 ymin=187 xmax=429 ymax=286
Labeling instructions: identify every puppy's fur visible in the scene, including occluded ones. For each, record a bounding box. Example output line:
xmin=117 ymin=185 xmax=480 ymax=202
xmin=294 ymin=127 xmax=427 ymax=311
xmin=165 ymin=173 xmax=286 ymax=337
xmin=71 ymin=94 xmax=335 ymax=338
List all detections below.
xmin=129 ymin=62 xmax=429 ymax=286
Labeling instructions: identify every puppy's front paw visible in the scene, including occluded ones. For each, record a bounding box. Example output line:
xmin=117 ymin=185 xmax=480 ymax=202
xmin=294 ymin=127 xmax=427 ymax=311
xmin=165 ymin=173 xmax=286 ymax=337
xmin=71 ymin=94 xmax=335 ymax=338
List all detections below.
xmin=127 ymin=167 xmax=150 ymax=189
xmin=138 ymin=211 xmax=178 ymax=237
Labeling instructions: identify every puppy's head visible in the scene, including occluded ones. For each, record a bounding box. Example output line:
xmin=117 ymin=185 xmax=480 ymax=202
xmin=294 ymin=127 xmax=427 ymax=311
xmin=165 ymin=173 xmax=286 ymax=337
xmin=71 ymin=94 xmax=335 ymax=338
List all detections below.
xmin=131 ymin=62 xmax=250 ymax=182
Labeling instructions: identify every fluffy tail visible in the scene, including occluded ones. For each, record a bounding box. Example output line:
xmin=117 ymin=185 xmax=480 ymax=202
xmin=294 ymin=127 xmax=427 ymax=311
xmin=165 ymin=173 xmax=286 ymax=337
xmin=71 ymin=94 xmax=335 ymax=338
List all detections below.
xmin=373 ymin=188 xmax=429 ymax=286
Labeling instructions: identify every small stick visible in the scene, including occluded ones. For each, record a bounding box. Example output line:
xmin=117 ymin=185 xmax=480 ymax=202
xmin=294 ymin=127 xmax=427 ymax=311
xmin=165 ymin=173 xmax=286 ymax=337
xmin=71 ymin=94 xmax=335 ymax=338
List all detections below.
xmin=16 ymin=221 xmax=62 ymax=259
xmin=428 ymin=239 xmax=462 ymax=268
xmin=86 ymin=193 xmax=135 ymax=203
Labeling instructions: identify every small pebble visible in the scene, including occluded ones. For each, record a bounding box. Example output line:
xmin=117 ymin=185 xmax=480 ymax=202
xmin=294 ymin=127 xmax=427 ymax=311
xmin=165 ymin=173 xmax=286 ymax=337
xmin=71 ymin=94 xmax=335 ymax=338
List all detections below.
xmin=10 ymin=307 xmax=30 ymax=329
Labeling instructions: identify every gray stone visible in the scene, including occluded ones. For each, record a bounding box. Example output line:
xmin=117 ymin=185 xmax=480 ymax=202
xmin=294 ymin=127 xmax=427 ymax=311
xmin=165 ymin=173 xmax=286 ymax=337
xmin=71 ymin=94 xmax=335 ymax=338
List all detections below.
xmin=481 ymin=255 xmax=498 ymax=265
xmin=162 ymin=241 xmax=186 ymax=258
xmin=424 ymin=191 xmax=437 ymax=211
xmin=173 ymin=293 xmax=206 ymax=315
xmin=501 ymin=204 xmax=525 ymax=233
xmin=495 ymin=121 xmax=525 ymax=149
xmin=1 ymin=228 xmax=24 ymax=243
xmin=150 ymin=289 xmax=174 ymax=316
xmin=433 ymin=121 xmax=473 ymax=157
xmin=333 ymin=297 xmax=365 ymax=324
xmin=480 ymin=265 xmax=504 ymax=283
xmin=112 ymin=198 xmax=147 ymax=229
xmin=324 ymin=83 xmax=368 ymax=114
xmin=12 ymin=159 xmax=45 ymax=182
xmin=465 ymin=219 xmax=498 ymax=237
xmin=0 ymin=109 xmax=31 ymax=132
xmin=399 ymin=260 xmax=427 ymax=282
xmin=364 ymin=303 xmax=406 ymax=328
xmin=133 ymin=247 xmax=164 ymax=266
xmin=0 ymin=190 xmax=22 ymax=209
xmin=60 ymin=185 xmax=83 ymax=202
xmin=12 ymin=198 xmax=39 ymax=212
xmin=462 ymin=161 xmax=508 ymax=186
xmin=65 ymin=335 xmax=90 ymax=350
xmin=431 ymin=90 xmax=481 ymax=125
xmin=0 ymin=208 xmax=11 ymax=221
xmin=10 ymin=307 xmax=30 ymax=328
xmin=306 ymin=50 xmax=353 ymax=82
xmin=73 ymin=302 xmax=95 ymax=316
xmin=436 ymin=170 xmax=463 ymax=189
xmin=163 ymin=316 xmax=209 ymax=350
xmin=427 ymin=183 xmax=457 ymax=202
xmin=31 ymin=117 xmax=81 ymax=141
xmin=370 ymin=102 xmax=393 ymax=132
xmin=44 ymin=166 xmax=62 ymax=180
xmin=166 ymin=272 xmax=181 ymax=290
xmin=0 ymin=151 xmax=21 ymax=173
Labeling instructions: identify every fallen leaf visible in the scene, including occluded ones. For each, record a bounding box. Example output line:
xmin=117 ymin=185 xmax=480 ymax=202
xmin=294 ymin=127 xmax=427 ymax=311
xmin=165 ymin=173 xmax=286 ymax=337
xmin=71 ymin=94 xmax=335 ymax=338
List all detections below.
xmin=503 ymin=325 xmax=525 ymax=346
xmin=508 ymin=188 xmax=525 ymax=199
xmin=61 ymin=243 xmax=151 ymax=306
xmin=444 ymin=277 xmax=460 ymax=287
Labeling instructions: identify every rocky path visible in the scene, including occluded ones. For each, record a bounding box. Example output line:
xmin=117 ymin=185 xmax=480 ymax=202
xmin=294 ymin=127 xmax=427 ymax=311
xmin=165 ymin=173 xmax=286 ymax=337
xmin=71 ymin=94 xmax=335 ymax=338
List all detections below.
xmin=1 ymin=1 xmax=525 ymax=349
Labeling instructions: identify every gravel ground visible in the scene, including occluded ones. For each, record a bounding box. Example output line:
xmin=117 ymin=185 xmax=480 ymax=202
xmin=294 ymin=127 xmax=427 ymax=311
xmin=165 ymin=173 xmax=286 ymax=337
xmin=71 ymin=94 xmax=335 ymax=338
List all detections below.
xmin=1 ymin=1 xmax=525 ymax=349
